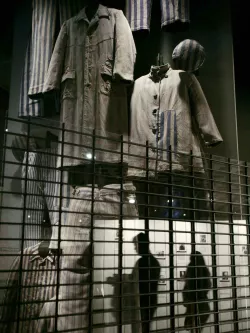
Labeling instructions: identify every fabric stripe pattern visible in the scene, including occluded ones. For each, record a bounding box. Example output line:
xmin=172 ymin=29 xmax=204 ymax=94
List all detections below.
xmin=11 ymin=132 xmax=37 ymax=162
xmin=22 ymin=149 xmax=70 ymax=248
xmin=172 ymin=39 xmax=206 ymax=72
xmin=161 ymin=0 xmax=190 ymax=27
xmin=0 ymin=243 xmax=58 ymax=333
xmin=125 ymin=0 xmax=190 ymax=31
xmin=19 ymin=0 xmax=85 ymax=117
xmin=28 ymin=0 xmax=85 ymax=98
xmin=156 ymin=110 xmax=177 ymax=162
xmin=28 ymin=0 xmax=58 ymax=97
xmin=19 ymin=37 xmax=42 ymax=117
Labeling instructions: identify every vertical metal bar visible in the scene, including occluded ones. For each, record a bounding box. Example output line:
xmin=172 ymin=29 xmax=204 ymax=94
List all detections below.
xmin=189 ymin=150 xmax=198 ymax=331
xmin=228 ymin=157 xmax=239 ymax=332
xmin=55 ymin=122 xmax=65 ymax=332
xmin=244 ymin=162 xmax=250 ymax=288
xmin=190 ymin=151 xmax=196 ymax=253
xmin=0 ymin=112 xmax=8 ymax=188
xmin=145 ymin=141 xmax=150 ymax=332
xmin=209 ymin=155 xmax=220 ymax=333
xmin=88 ymin=129 xmax=96 ymax=333
xmin=168 ymin=145 xmax=175 ymax=332
xmin=16 ymin=117 xmax=31 ymax=333
xmin=118 ymin=134 xmax=124 ymax=333
xmin=145 ymin=140 xmax=149 ymax=235
xmin=0 ymin=113 xmax=8 ymax=219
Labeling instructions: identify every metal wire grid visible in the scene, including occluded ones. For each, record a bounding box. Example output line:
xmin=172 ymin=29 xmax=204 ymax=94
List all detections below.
xmin=0 ymin=117 xmax=249 ymax=333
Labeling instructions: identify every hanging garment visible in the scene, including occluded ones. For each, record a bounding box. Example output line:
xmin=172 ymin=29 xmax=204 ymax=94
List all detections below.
xmin=19 ymin=37 xmax=43 ymax=117
xmin=21 ymin=149 xmax=70 ymax=247
xmin=0 ymin=243 xmax=58 ymax=333
xmin=43 ymin=4 xmax=136 ymax=169
xmin=128 ymin=64 xmax=223 ymax=178
xmin=125 ymin=0 xmax=190 ymax=32
xmin=19 ymin=0 xmax=86 ymax=117
xmin=37 ymin=183 xmax=138 ymax=333
xmin=11 ymin=132 xmax=37 ymax=162
xmin=172 ymin=39 xmax=206 ymax=73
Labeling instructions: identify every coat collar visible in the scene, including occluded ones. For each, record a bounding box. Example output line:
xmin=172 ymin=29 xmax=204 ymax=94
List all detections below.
xmin=149 ymin=63 xmax=171 ymax=81
xmin=75 ymin=4 xmax=111 ymax=22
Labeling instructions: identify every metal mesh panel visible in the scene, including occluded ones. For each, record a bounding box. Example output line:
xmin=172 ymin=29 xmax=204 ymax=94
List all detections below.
xmin=0 ymin=117 xmax=250 ymax=333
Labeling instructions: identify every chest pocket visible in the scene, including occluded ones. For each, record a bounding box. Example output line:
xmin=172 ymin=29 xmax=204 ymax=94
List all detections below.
xmin=61 ymin=70 xmax=76 ymax=100
xmin=96 ymin=32 xmax=113 ymax=44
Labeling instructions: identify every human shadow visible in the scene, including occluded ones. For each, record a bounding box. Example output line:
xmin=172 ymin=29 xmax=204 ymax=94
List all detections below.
xmin=107 ymin=232 xmax=161 ymax=333
xmin=182 ymin=251 xmax=212 ymax=333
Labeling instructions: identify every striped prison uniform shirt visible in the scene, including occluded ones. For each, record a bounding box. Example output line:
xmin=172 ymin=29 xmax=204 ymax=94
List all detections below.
xmin=125 ymin=0 xmax=190 ymax=32
xmin=0 ymin=243 xmax=58 ymax=333
xmin=19 ymin=0 xmax=86 ymax=117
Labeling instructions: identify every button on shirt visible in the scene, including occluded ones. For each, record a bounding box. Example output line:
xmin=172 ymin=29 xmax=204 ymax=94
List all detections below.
xmin=128 ymin=64 xmax=223 ymax=177
xmin=43 ymin=5 xmax=136 ymax=169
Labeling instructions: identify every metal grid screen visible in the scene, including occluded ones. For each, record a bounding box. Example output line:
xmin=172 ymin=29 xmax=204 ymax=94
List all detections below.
xmin=0 ymin=117 xmax=250 ymax=333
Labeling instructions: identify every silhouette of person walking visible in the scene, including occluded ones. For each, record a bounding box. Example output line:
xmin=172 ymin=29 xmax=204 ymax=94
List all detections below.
xmin=133 ymin=233 xmax=161 ymax=333
xmin=182 ymin=251 xmax=211 ymax=332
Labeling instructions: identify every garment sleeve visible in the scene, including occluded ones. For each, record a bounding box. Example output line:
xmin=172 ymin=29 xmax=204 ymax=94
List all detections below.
xmin=188 ymin=73 xmax=223 ymax=147
xmin=113 ymin=10 xmax=136 ymax=83
xmin=43 ymin=22 xmax=68 ymax=94
xmin=0 ymin=254 xmax=21 ymax=333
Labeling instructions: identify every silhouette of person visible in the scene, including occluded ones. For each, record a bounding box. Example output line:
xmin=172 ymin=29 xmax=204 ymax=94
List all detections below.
xmin=182 ymin=251 xmax=211 ymax=332
xmin=133 ymin=233 xmax=161 ymax=333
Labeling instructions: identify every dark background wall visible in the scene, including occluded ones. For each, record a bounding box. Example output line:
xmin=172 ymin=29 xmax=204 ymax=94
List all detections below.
xmin=231 ymin=0 xmax=250 ymax=162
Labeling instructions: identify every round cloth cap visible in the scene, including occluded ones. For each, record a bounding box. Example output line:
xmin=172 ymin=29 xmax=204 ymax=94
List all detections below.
xmin=172 ymin=39 xmax=206 ymax=72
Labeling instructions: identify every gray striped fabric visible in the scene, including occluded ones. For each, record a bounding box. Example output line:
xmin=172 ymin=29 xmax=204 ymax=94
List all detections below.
xmin=19 ymin=0 xmax=85 ymax=117
xmin=125 ymin=0 xmax=190 ymax=32
xmin=39 ymin=183 xmax=138 ymax=333
xmin=21 ymin=149 xmax=70 ymax=248
xmin=19 ymin=37 xmax=43 ymax=117
xmin=0 ymin=243 xmax=58 ymax=333
xmin=172 ymin=39 xmax=206 ymax=72
xmin=11 ymin=132 xmax=37 ymax=162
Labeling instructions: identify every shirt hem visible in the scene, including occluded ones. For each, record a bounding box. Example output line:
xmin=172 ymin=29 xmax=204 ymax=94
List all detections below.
xmin=161 ymin=18 xmax=190 ymax=28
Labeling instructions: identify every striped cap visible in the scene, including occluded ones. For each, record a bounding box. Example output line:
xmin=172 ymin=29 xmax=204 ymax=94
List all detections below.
xmin=172 ymin=39 xmax=206 ymax=72
xmin=11 ymin=132 xmax=37 ymax=162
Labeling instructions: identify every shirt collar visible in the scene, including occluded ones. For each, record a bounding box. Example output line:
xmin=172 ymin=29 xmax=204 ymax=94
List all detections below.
xmin=75 ymin=4 xmax=110 ymax=22
xmin=149 ymin=63 xmax=171 ymax=81
xmin=29 ymin=242 xmax=56 ymax=266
